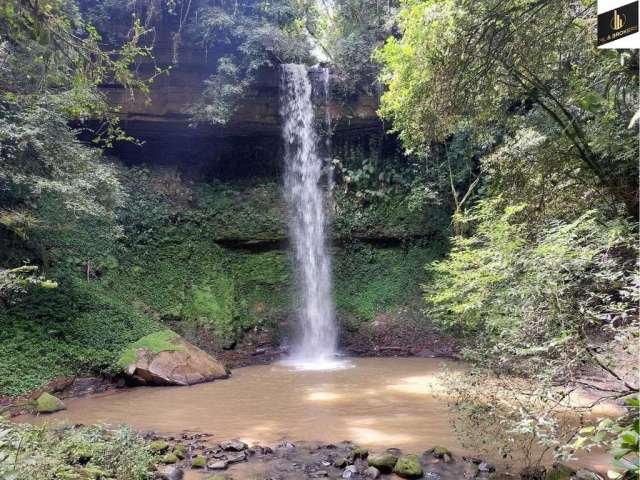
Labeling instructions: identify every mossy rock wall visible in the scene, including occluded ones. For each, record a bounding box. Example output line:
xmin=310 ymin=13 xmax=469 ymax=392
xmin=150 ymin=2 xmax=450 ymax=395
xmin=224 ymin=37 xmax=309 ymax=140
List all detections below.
xmin=0 ymin=164 xmax=449 ymax=396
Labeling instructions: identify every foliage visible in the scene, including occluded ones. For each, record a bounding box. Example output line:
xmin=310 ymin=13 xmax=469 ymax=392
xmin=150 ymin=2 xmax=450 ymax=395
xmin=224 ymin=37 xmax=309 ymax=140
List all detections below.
xmin=0 ymin=0 xmax=155 ymax=301
xmin=441 ymin=368 xmax=585 ymax=468
xmin=573 ymin=396 xmax=640 ymax=480
xmin=184 ymin=0 xmax=314 ymax=124
xmin=312 ymin=0 xmax=399 ymax=98
xmin=0 ymin=266 xmax=57 ymax=307
xmin=335 ymin=242 xmax=444 ymax=323
xmin=376 ymin=0 xmax=639 ymax=216
xmin=0 ymin=420 xmax=155 ymax=480
xmin=425 ymin=200 xmax=638 ymax=375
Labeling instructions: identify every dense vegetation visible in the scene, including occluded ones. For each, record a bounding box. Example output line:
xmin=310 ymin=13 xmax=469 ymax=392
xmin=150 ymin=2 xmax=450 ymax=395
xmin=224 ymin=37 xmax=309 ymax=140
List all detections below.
xmin=0 ymin=0 xmax=638 ymax=477
xmin=376 ymin=0 xmax=638 ymax=475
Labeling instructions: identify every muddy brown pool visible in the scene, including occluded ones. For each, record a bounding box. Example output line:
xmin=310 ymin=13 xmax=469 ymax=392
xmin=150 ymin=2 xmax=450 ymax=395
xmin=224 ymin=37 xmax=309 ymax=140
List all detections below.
xmin=20 ymin=357 xmax=611 ymax=473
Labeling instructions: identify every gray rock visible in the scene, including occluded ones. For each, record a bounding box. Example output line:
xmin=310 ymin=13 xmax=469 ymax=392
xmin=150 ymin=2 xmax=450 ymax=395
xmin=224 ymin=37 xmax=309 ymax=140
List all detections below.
xmin=367 ymin=453 xmax=398 ymax=473
xmin=160 ymin=466 xmax=184 ymax=480
xmin=479 ymin=462 xmax=495 ymax=472
xmin=220 ymin=439 xmax=248 ymax=451
xmin=365 ymin=466 xmax=381 ymax=479
xmin=207 ymin=460 xmax=229 ymax=470
xmin=574 ymin=470 xmax=604 ymax=480
xmin=425 ymin=473 xmax=442 ymax=480
xmin=342 ymin=465 xmax=358 ymax=479
xmin=225 ymin=451 xmax=247 ymax=464
xmin=310 ymin=471 xmax=329 ymax=478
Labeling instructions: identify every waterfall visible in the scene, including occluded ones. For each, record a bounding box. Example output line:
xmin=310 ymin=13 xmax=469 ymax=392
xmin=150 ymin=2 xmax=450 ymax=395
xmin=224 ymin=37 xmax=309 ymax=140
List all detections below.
xmin=280 ymin=64 xmax=340 ymax=369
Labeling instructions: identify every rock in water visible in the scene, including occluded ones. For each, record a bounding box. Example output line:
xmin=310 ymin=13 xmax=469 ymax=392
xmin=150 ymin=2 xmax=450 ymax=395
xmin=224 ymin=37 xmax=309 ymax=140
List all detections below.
xmin=34 ymin=392 xmax=65 ymax=413
xmin=367 ymin=453 xmax=398 ymax=473
xmin=119 ymin=331 xmax=229 ymax=386
xmin=393 ymin=454 xmax=423 ymax=479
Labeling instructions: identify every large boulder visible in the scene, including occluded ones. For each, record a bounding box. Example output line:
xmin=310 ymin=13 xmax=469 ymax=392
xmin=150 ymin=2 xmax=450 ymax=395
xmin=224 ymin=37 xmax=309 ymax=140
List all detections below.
xmin=34 ymin=392 xmax=66 ymax=413
xmin=118 ymin=330 xmax=229 ymax=386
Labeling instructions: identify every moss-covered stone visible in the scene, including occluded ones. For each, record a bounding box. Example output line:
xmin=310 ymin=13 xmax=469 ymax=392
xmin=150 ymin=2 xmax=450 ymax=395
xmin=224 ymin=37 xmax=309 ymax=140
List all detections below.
xmin=349 ymin=447 xmax=368 ymax=460
xmin=149 ymin=440 xmax=169 ymax=453
xmin=431 ymin=446 xmax=451 ymax=458
xmin=393 ymin=454 xmax=423 ymax=479
xmin=161 ymin=453 xmax=179 ymax=464
xmin=192 ymin=456 xmax=206 ymax=468
xmin=173 ymin=444 xmax=187 ymax=459
xmin=117 ymin=330 xmax=183 ymax=368
xmin=367 ymin=453 xmax=397 ymax=473
xmin=34 ymin=392 xmax=65 ymax=413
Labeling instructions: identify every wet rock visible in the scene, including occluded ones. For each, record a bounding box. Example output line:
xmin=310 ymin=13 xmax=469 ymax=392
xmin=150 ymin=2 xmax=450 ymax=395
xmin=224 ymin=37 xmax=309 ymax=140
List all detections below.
xmin=120 ymin=333 xmax=229 ymax=386
xmin=158 ymin=466 xmax=184 ymax=480
xmin=365 ymin=466 xmax=381 ymax=479
xmin=150 ymin=440 xmax=170 ymax=453
xmin=310 ymin=471 xmax=329 ymax=477
xmin=520 ymin=466 xmax=546 ymax=480
xmin=225 ymin=451 xmax=247 ymax=464
xmin=430 ymin=446 xmax=451 ymax=459
xmin=464 ymin=463 xmax=480 ymax=478
xmin=349 ymin=447 xmax=368 ymax=460
xmin=424 ymin=473 xmax=441 ymax=480
xmin=574 ymin=470 xmax=604 ymax=480
xmin=479 ymin=462 xmax=495 ymax=472
xmin=34 ymin=392 xmax=66 ymax=413
xmin=220 ymin=439 xmax=248 ymax=452
xmin=368 ymin=453 xmax=398 ymax=473
xmin=191 ymin=456 xmax=206 ymax=468
xmin=394 ymin=454 xmax=423 ymax=479
xmin=342 ymin=465 xmax=358 ymax=478
xmin=207 ymin=460 xmax=229 ymax=470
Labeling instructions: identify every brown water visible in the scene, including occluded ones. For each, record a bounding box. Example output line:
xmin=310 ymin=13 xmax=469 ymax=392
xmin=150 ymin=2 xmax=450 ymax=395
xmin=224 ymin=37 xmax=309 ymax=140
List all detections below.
xmin=21 ymin=357 xmax=611 ymax=472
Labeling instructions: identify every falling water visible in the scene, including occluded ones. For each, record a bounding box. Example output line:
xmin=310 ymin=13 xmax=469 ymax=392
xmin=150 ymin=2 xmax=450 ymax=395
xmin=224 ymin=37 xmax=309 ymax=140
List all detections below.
xmin=280 ymin=64 xmax=341 ymax=370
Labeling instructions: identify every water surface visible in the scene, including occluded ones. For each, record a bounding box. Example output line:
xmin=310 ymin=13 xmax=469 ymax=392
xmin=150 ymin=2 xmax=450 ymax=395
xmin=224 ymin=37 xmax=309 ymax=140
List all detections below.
xmin=22 ymin=357 xmax=611 ymax=472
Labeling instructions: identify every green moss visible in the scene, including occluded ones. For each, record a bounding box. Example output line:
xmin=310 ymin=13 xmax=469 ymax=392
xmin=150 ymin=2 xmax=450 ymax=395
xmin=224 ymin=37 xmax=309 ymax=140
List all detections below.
xmin=173 ymin=444 xmax=187 ymax=459
xmin=393 ymin=454 xmax=423 ymax=478
xmin=334 ymin=243 xmax=446 ymax=322
xmin=161 ymin=453 xmax=179 ymax=464
xmin=35 ymin=392 xmax=65 ymax=413
xmin=148 ymin=440 xmax=169 ymax=453
xmin=117 ymin=331 xmax=182 ymax=369
xmin=191 ymin=456 xmax=206 ymax=468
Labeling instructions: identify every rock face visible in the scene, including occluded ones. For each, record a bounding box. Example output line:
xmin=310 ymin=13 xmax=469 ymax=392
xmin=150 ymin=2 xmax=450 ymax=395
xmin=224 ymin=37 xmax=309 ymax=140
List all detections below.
xmin=121 ymin=332 xmax=229 ymax=386
xmin=34 ymin=392 xmax=66 ymax=413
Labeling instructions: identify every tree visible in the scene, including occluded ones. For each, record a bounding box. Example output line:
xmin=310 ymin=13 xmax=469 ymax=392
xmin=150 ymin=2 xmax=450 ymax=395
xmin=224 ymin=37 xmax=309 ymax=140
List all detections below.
xmin=375 ymin=0 xmax=638 ymax=217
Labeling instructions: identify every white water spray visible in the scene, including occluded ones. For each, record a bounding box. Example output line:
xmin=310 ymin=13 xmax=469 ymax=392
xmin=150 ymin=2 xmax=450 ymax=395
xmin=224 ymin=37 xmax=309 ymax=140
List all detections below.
xmin=280 ymin=64 xmax=343 ymax=370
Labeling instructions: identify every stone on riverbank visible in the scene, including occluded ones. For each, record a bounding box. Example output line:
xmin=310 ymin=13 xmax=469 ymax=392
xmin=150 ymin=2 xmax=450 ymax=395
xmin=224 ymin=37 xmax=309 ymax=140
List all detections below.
xmin=149 ymin=440 xmax=169 ymax=453
xmin=220 ymin=439 xmax=248 ymax=451
xmin=367 ymin=453 xmax=398 ymax=473
xmin=119 ymin=331 xmax=229 ymax=386
xmin=192 ymin=456 xmax=206 ymax=468
xmin=393 ymin=454 xmax=423 ymax=478
xmin=34 ymin=392 xmax=65 ymax=413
